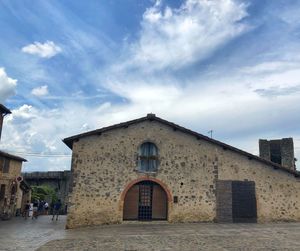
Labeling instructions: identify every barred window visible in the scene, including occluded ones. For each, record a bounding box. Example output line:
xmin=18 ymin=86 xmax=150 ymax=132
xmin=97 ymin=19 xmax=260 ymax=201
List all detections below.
xmin=138 ymin=142 xmax=158 ymax=172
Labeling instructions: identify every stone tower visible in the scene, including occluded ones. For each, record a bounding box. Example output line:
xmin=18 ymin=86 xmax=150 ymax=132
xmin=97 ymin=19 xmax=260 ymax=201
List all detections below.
xmin=259 ymin=138 xmax=295 ymax=170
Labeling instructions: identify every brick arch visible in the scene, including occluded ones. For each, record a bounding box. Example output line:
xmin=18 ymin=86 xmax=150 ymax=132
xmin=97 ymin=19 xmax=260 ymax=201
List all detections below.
xmin=120 ymin=176 xmax=172 ymax=203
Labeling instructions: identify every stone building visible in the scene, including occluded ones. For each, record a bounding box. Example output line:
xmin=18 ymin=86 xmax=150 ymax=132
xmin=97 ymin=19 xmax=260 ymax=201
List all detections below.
xmin=63 ymin=114 xmax=300 ymax=229
xmin=0 ymin=151 xmax=28 ymax=217
xmin=0 ymin=104 xmax=28 ymax=218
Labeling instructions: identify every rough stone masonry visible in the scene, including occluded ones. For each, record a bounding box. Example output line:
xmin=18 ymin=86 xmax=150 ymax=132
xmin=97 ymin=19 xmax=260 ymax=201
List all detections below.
xmin=63 ymin=114 xmax=300 ymax=229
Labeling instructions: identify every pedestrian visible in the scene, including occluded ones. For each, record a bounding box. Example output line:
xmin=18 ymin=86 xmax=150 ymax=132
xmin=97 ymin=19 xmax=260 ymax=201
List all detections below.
xmin=38 ymin=200 xmax=44 ymax=216
xmin=52 ymin=199 xmax=62 ymax=221
xmin=32 ymin=200 xmax=39 ymax=219
xmin=23 ymin=200 xmax=30 ymax=219
xmin=44 ymin=202 xmax=49 ymax=215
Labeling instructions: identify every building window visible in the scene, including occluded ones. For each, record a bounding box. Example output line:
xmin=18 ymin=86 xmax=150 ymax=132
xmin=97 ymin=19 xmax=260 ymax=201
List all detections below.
xmin=0 ymin=158 xmax=10 ymax=173
xmin=138 ymin=142 xmax=158 ymax=172
xmin=270 ymin=143 xmax=282 ymax=165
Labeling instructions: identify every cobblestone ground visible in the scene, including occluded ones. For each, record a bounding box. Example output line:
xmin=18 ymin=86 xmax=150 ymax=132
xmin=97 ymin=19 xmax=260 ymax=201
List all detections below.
xmin=1 ymin=216 xmax=300 ymax=251
xmin=0 ymin=215 xmax=66 ymax=251
xmin=37 ymin=222 xmax=300 ymax=251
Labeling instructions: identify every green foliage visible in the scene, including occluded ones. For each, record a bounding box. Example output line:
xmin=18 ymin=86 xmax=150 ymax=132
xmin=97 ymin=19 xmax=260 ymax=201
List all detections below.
xmin=31 ymin=185 xmax=57 ymax=203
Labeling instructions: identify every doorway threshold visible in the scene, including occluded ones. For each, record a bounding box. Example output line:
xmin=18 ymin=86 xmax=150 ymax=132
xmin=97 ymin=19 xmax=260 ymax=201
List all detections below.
xmin=122 ymin=221 xmax=169 ymax=225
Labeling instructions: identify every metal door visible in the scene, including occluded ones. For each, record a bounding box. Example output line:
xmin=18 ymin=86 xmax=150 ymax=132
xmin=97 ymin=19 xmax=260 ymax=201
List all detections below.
xmin=232 ymin=181 xmax=257 ymax=223
xmin=138 ymin=182 xmax=153 ymax=220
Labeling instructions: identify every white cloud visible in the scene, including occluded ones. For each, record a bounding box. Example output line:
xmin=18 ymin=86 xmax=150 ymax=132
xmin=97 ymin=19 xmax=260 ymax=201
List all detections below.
xmin=21 ymin=41 xmax=62 ymax=58
xmin=31 ymin=85 xmax=49 ymax=96
xmin=241 ymin=61 xmax=300 ymax=74
xmin=241 ymin=60 xmax=300 ymax=96
xmin=9 ymin=104 xmax=40 ymax=122
xmin=125 ymin=0 xmax=248 ymax=71
xmin=0 ymin=67 xmax=17 ymax=102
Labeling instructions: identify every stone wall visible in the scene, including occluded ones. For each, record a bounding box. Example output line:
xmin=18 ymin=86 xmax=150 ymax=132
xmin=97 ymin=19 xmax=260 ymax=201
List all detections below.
xmin=218 ymin=150 xmax=300 ymax=222
xmin=67 ymin=120 xmax=217 ymax=228
xmin=23 ymin=171 xmax=71 ymax=212
xmin=216 ymin=180 xmax=232 ymax=222
xmin=67 ymin=120 xmax=300 ymax=228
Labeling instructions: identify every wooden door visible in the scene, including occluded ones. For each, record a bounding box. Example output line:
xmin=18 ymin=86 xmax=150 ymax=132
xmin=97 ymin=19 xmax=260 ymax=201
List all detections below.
xmin=152 ymin=184 xmax=167 ymax=220
xmin=123 ymin=181 xmax=168 ymax=221
xmin=123 ymin=185 xmax=139 ymax=220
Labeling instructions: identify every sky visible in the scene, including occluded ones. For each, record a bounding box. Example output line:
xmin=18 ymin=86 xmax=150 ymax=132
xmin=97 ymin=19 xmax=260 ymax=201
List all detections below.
xmin=0 ymin=0 xmax=300 ymax=172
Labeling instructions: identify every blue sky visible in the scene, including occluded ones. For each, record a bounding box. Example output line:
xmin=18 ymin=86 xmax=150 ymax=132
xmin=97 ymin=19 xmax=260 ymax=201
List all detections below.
xmin=0 ymin=0 xmax=300 ymax=171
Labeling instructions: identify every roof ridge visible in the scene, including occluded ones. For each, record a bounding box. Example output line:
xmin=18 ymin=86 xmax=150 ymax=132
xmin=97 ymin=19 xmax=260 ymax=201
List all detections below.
xmin=62 ymin=114 xmax=299 ymax=178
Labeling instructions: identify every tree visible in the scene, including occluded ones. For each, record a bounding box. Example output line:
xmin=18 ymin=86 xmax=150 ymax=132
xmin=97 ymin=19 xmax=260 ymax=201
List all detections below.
xmin=31 ymin=185 xmax=57 ymax=203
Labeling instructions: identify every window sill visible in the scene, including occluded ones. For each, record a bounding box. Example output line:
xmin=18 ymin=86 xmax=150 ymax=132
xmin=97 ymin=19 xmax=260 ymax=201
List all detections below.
xmin=134 ymin=169 xmax=158 ymax=175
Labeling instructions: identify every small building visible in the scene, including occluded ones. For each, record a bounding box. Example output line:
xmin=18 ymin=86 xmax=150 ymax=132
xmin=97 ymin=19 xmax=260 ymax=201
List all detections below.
xmin=0 ymin=104 xmax=28 ymax=218
xmin=0 ymin=151 xmax=27 ymax=217
xmin=63 ymin=114 xmax=300 ymax=229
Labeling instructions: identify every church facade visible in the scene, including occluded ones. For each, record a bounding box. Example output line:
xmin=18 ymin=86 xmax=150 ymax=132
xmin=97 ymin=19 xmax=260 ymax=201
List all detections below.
xmin=63 ymin=114 xmax=300 ymax=229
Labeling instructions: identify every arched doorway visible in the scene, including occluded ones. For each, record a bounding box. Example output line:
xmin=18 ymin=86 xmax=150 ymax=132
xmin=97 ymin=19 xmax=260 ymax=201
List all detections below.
xmin=123 ymin=180 xmax=168 ymax=221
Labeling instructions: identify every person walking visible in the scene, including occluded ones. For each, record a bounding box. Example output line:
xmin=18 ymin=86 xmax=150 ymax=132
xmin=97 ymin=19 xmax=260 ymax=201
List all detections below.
xmin=38 ymin=200 xmax=44 ymax=216
xmin=23 ymin=200 xmax=30 ymax=219
xmin=44 ymin=202 xmax=49 ymax=215
xmin=52 ymin=199 xmax=62 ymax=221
xmin=32 ymin=200 xmax=39 ymax=219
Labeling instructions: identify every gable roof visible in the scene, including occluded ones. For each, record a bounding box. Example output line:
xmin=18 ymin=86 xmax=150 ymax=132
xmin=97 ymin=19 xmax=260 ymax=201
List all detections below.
xmin=0 ymin=104 xmax=11 ymax=115
xmin=63 ymin=113 xmax=300 ymax=178
xmin=0 ymin=150 xmax=27 ymax=162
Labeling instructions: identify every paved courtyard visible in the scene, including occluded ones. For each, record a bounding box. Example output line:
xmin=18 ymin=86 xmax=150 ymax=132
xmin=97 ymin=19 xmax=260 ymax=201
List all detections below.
xmin=0 ymin=215 xmax=66 ymax=251
xmin=1 ymin=216 xmax=300 ymax=251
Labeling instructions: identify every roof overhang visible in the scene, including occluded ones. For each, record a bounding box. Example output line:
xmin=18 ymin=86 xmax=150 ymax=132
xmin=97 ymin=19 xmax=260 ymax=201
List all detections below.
xmin=0 ymin=150 xmax=27 ymax=162
xmin=0 ymin=104 xmax=11 ymax=115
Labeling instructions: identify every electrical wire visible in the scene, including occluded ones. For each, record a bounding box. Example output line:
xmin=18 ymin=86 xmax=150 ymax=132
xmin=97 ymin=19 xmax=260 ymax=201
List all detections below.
xmin=3 ymin=151 xmax=71 ymax=158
